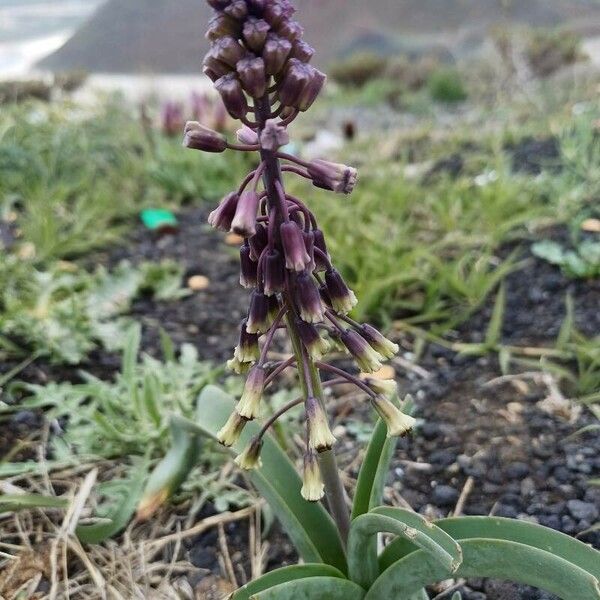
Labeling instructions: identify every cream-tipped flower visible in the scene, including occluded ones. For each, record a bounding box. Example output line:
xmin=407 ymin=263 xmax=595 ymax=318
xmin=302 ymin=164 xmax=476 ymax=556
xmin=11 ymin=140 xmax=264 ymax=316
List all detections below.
xmin=233 ymin=320 xmax=260 ymax=364
xmin=234 ymin=437 xmax=263 ymax=470
xmin=324 ymin=268 xmax=357 ymax=314
xmin=306 ymin=396 xmax=336 ymax=452
xmin=237 ymin=365 xmax=265 ymax=420
xmin=301 ymin=450 xmax=325 ymax=502
xmin=364 ymin=377 xmax=398 ymax=399
xmin=372 ymin=395 xmax=416 ymax=438
xmin=360 ymin=324 xmax=399 ymax=360
xmin=217 ymin=412 xmax=247 ymax=447
xmin=227 ymin=356 xmax=251 ymax=375
xmin=296 ymin=319 xmax=330 ymax=360
xmin=341 ymin=330 xmax=384 ymax=374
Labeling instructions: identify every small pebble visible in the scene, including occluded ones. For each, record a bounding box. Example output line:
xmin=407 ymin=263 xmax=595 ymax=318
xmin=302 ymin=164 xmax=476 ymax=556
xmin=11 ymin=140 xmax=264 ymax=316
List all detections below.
xmin=188 ymin=275 xmax=210 ymax=291
xmin=567 ymin=499 xmax=599 ymax=523
xmin=431 ymin=485 xmax=459 ymax=507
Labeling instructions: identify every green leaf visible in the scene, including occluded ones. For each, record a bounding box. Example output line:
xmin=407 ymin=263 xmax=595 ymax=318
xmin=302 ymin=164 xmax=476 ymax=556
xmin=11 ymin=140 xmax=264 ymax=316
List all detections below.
xmin=76 ymin=457 xmax=148 ymax=544
xmin=351 ymin=419 xmax=397 ymax=521
xmin=379 ymin=516 xmax=600 ymax=580
xmin=249 ymin=576 xmax=366 ymax=600
xmin=194 ymin=386 xmax=347 ymax=573
xmin=367 ymin=539 xmax=600 ymax=600
xmin=137 ymin=415 xmax=201 ymax=519
xmin=0 ymin=493 xmax=68 ymax=514
xmin=121 ymin=323 xmax=141 ymax=387
xmin=232 ymin=565 xmax=346 ymax=600
xmin=532 ymin=240 xmax=565 ymax=265
xmin=348 ymin=507 xmax=462 ymax=589
xmin=484 ymin=283 xmax=505 ymax=348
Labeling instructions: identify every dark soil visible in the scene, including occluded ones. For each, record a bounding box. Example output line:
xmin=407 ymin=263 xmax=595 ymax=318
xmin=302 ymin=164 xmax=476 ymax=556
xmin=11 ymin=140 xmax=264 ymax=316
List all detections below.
xmin=2 ymin=206 xmax=598 ymax=599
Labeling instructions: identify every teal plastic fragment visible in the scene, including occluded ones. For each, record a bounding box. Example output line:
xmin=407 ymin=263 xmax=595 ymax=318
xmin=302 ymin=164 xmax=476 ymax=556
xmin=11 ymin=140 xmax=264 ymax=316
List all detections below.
xmin=140 ymin=209 xmax=178 ymax=232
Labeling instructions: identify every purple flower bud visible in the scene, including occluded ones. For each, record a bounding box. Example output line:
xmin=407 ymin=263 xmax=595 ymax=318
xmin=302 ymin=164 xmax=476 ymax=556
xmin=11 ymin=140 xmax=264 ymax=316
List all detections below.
xmin=297 ymin=67 xmax=326 ymax=111
xmin=307 ymin=159 xmax=357 ymax=194
xmin=267 ymin=294 xmax=281 ymax=323
xmin=247 ymin=0 xmax=267 ymax=11
xmin=306 ymin=396 xmax=336 ymax=451
xmin=263 ymin=249 xmax=285 ymax=296
xmin=237 ymin=365 xmax=266 ymax=419
xmin=280 ymin=221 xmax=310 ymax=272
xmin=206 ymin=13 xmax=241 ymax=41
xmin=313 ymin=229 xmax=329 ymax=271
xmin=234 ymin=318 xmax=260 ymax=364
xmin=243 ymin=17 xmax=271 ymax=53
xmin=277 ymin=20 xmax=304 ymax=42
xmin=278 ymin=59 xmax=311 ymax=108
xmin=302 ymin=230 xmax=316 ymax=272
xmin=296 ymin=272 xmax=324 ymax=323
xmin=341 ymin=330 xmax=383 ymax=374
xmin=231 ymin=190 xmax=260 ymax=237
xmin=360 ymin=324 xmax=399 ymax=359
xmin=236 ymin=56 xmax=267 ymax=98
xmin=260 ymin=119 xmax=290 ymax=151
xmin=263 ymin=2 xmax=287 ymax=27
xmin=208 ymin=192 xmax=239 ymax=232
xmin=214 ymin=73 xmax=249 ymax=120
xmin=301 ymin=449 xmax=324 ymax=502
xmin=240 ymin=244 xmax=258 ymax=288
xmin=247 ymin=290 xmax=270 ymax=334
xmin=236 ymin=125 xmax=259 ymax=145
xmin=248 ymin=224 xmax=268 ymax=261
xmin=182 ymin=121 xmax=227 ymax=153
xmin=291 ymin=40 xmax=315 ymax=63
xmin=203 ymin=52 xmax=233 ymax=81
xmin=325 ymin=268 xmax=357 ymax=314
xmin=262 ymin=34 xmax=292 ymax=76
xmin=212 ymin=36 xmax=246 ymax=68
xmin=296 ymin=318 xmax=329 ymax=360
xmin=224 ymin=0 xmax=248 ymax=20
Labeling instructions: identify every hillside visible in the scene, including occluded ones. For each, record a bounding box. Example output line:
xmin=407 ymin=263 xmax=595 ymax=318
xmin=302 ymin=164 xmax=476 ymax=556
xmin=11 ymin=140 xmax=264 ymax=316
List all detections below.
xmin=38 ymin=0 xmax=600 ymax=73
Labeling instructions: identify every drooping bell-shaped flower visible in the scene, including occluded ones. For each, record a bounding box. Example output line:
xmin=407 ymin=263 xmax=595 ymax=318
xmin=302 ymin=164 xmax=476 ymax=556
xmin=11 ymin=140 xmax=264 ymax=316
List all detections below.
xmin=235 ymin=436 xmax=263 ymax=470
xmin=371 ymin=395 xmax=416 ymax=438
xmin=341 ymin=330 xmax=383 ymax=373
xmin=363 ymin=377 xmax=398 ymax=399
xmin=307 ymin=159 xmax=358 ymax=194
xmin=263 ymin=249 xmax=286 ymax=296
xmin=231 ymin=190 xmax=260 ymax=237
xmin=217 ymin=411 xmax=247 ymax=447
xmin=262 ymin=34 xmax=292 ymax=76
xmin=208 ymin=192 xmax=239 ymax=232
xmin=296 ymin=272 xmax=324 ymax=324
xmin=301 ymin=450 xmax=325 ymax=502
xmin=306 ymin=396 xmax=336 ymax=452
xmin=234 ymin=318 xmax=260 ymax=364
xmin=280 ymin=221 xmax=310 ymax=272
xmin=324 ymin=269 xmax=357 ymax=315
xmin=360 ymin=324 xmax=399 ymax=360
xmin=237 ymin=365 xmax=266 ymax=420
xmin=296 ymin=318 xmax=329 ymax=360
xmin=247 ymin=290 xmax=270 ymax=334
xmin=240 ymin=244 xmax=258 ymax=289
xmin=243 ymin=17 xmax=270 ymax=52
xmin=237 ymin=56 xmax=267 ymax=98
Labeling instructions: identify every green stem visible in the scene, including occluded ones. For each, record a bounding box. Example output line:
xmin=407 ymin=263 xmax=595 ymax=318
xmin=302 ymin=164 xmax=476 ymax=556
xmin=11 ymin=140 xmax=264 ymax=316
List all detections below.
xmin=287 ymin=316 xmax=351 ymax=546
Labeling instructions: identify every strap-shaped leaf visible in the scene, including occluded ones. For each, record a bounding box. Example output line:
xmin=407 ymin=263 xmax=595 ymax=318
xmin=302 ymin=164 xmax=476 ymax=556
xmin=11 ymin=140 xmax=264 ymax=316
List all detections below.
xmin=232 ymin=564 xmax=346 ymax=600
xmin=0 ymin=494 xmax=68 ymax=514
xmin=348 ymin=507 xmax=462 ymax=588
xmin=379 ymin=516 xmax=600 ymax=580
xmin=194 ymin=386 xmax=346 ymax=573
xmin=366 ymin=539 xmax=600 ymax=600
xmin=351 ymin=419 xmax=397 ymax=520
xmin=249 ymin=576 xmax=366 ymax=599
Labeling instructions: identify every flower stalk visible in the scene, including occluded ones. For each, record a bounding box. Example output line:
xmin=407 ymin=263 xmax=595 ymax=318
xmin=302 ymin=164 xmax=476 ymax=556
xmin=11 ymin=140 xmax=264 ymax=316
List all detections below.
xmin=187 ymin=0 xmax=411 ymax=546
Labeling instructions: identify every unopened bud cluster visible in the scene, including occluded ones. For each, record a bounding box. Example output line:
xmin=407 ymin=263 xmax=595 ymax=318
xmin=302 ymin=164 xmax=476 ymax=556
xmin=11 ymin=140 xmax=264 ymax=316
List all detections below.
xmin=186 ymin=0 xmax=415 ymax=504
